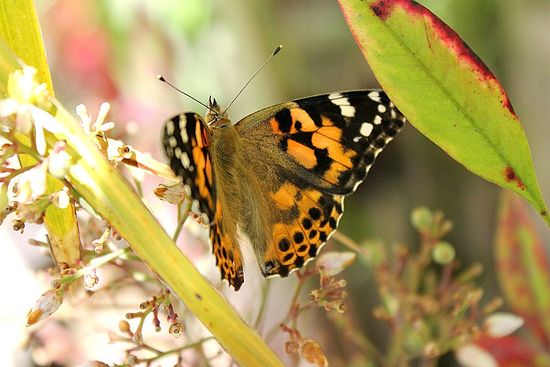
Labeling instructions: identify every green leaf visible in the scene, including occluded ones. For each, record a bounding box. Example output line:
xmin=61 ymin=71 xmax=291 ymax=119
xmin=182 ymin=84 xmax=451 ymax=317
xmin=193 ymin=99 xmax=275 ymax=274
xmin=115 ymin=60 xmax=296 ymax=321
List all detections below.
xmin=495 ymin=191 xmax=550 ymax=348
xmin=0 ymin=0 xmax=82 ymax=267
xmin=337 ymin=0 xmax=549 ymax=227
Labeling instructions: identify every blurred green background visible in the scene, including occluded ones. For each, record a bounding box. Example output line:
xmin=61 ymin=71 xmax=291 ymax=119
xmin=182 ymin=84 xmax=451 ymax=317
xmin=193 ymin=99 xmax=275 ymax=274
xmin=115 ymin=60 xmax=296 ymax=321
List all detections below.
xmin=11 ymin=0 xmax=549 ymax=365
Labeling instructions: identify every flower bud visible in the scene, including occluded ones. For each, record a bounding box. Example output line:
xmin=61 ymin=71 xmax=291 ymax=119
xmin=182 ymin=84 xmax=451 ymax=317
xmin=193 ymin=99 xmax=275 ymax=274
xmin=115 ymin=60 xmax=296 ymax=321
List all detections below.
xmin=300 ymin=339 xmax=328 ymax=367
xmin=316 ymin=251 xmax=356 ymax=277
xmin=27 ymin=289 xmax=63 ymax=326
xmin=410 ymin=206 xmax=433 ymax=230
xmin=455 ymin=343 xmax=497 ymax=367
xmin=432 ymin=241 xmax=455 ymax=265
xmin=484 ymin=312 xmax=524 ymax=338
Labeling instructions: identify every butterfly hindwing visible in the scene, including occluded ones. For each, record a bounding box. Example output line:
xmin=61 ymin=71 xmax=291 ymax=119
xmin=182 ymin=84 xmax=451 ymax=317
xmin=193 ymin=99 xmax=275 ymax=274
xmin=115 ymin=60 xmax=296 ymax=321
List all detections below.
xmin=262 ymin=179 xmax=344 ymax=277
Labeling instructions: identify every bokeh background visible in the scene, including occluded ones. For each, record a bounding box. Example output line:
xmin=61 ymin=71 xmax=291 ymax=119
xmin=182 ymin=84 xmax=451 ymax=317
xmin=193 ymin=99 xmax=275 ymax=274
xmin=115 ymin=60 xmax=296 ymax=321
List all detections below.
xmin=2 ymin=0 xmax=549 ymax=366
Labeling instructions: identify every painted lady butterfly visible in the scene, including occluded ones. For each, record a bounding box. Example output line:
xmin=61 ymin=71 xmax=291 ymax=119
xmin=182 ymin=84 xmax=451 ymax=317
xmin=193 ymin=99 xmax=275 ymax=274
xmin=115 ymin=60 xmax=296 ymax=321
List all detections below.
xmin=162 ymin=90 xmax=405 ymax=290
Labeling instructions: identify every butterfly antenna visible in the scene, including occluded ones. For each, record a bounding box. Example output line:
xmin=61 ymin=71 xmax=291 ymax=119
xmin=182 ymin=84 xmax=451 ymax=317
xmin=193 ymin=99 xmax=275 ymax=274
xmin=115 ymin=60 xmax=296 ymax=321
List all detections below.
xmin=222 ymin=44 xmax=283 ymax=115
xmin=157 ymin=75 xmax=219 ymax=117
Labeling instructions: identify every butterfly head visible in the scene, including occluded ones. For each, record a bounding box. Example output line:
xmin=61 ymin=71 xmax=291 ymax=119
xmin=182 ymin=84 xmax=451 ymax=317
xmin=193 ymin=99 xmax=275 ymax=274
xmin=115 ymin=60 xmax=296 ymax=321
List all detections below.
xmin=206 ymin=96 xmax=231 ymax=128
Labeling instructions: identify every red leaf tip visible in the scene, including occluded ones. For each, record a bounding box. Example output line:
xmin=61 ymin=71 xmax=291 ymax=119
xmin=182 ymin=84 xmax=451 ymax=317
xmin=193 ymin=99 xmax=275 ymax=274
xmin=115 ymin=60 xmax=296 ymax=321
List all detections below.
xmin=504 ymin=167 xmax=525 ymax=190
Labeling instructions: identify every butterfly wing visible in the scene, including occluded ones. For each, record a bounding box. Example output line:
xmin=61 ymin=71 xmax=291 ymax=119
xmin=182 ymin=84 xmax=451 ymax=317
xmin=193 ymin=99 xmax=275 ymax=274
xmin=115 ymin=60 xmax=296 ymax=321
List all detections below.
xmin=162 ymin=113 xmax=244 ymax=290
xmin=235 ymin=90 xmax=406 ymax=276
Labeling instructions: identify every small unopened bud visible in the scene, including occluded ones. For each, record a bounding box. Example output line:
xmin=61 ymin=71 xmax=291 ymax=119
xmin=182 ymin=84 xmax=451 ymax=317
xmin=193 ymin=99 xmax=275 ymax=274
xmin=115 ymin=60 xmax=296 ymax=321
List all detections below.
xmin=84 ymin=269 xmax=99 ymax=289
xmin=285 ymin=340 xmax=299 ymax=354
xmin=300 ymin=339 xmax=328 ymax=367
xmin=432 ymin=241 xmax=455 ymax=265
xmin=168 ymin=322 xmax=184 ymax=338
xmin=484 ymin=312 xmax=524 ymax=338
xmin=12 ymin=218 xmax=25 ymax=233
xmin=423 ymin=342 xmax=440 ymax=358
xmin=118 ymin=320 xmax=131 ymax=334
xmin=26 ymin=289 xmax=63 ymax=326
xmin=410 ymin=206 xmax=433 ymax=230
xmin=316 ymin=251 xmax=356 ymax=277
xmin=455 ymin=343 xmax=497 ymax=367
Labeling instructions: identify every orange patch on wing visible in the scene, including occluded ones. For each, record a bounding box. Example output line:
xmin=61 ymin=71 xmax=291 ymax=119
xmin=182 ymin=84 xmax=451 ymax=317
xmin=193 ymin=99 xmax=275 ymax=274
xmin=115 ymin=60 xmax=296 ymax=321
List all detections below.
xmin=194 ymin=118 xmax=204 ymax=146
xmin=312 ymin=131 xmax=354 ymax=168
xmin=204 ymin=155 xmax=213 ymax=186
xmin=270 ymin=182 xmax=299 ymax=209
xmin=269 ymin=117 xmax=282 ymax=134
xmin=290 ymin=109 xmax=318 ymax=132
xmin=191 ymin=147 xmax=214 ymax=211
xmin=317 ymin=125 xmax=342 ymax=140
xmin=287 ymin=139 xmax=317 ymax=169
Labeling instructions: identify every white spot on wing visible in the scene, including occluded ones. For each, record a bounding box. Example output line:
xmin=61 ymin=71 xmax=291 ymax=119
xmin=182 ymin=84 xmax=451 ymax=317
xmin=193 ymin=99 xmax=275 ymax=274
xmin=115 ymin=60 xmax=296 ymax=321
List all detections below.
xmin=340 ymin=105 xmax=355 ymax=117
xmin=168 ymin=136 xmax=177 ymax=148
xmin=378 ymin=104 xmax=387 ymax=113
xmin=180 ymin=152 xmax=190 ymax=168
xmin=360 ymin=122 xmax=373 ymax=137
xmin=174 ymin=147 xmax=182 ymax=158
xmin=166 ymin=120 xmax=175 ymax=135
xmin=330 ymin=95 xmax=355 ymax=117
xmin=374 ymin=115 xmax=382 ymax=125
xmin=368 ymin=91 xmax=381 ymax=102
xmin=180 ymin=129 xmax=188 ymax=143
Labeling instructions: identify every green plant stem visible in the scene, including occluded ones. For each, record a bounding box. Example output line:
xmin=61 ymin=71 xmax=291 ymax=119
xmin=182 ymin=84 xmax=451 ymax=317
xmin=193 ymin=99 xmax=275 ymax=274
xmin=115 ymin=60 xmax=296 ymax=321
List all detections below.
xmin=59 ymin=247 xmax=129 ymax=285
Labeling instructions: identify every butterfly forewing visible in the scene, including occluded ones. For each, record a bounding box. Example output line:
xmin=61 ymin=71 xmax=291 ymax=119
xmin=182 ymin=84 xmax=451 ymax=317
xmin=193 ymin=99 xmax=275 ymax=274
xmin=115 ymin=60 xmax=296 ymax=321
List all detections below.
xmin=236 ymin=91 xmax=405 ymax=195
xmin=162 ymin=113 xmax=244 ymax=290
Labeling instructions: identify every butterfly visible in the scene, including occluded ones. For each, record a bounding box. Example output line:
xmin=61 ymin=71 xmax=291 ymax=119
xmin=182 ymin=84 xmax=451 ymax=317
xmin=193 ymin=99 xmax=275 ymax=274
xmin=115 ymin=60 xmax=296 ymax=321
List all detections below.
xmin=162 ymin=90 xmax=406 ymax=290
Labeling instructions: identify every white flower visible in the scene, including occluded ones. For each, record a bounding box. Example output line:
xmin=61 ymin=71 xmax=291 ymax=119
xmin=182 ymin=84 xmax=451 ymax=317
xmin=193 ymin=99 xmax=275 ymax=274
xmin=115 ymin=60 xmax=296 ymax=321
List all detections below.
xmin=484 ymin=312 xmax=524 ymax=338
xmin=76 ymin=102 xmax=114 ymax=136
xmin=0 ymin=67 xmax=62 ymax=154
xmin=8 ymin=162 xmax=48 ymax=204
xmin=47 ymin=141 xmax=72 ymax=178
xmin=455 ymin=343 xmax=497 ymax=367
xmin=50 ymin=187 xmax=70 ymax=209
xmin=26 ymin=289 xmax=63 ymax=326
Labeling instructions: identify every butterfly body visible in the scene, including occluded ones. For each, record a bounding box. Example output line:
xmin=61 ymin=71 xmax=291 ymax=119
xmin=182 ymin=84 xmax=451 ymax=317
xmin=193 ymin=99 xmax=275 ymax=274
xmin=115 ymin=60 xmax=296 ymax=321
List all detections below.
xmin=163 ymin=91 xmax=406 ymax=290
